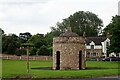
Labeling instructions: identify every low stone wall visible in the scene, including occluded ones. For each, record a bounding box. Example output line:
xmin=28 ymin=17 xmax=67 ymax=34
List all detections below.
xmin=0 ymin=54 xmax=52 ymax=60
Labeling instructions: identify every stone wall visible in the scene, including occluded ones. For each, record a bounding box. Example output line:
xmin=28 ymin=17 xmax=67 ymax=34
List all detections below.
xmin=53 ymin=37 xmax=85 ymax=70
xmin=0 ymin=54 xmax=52 ymax=60
xmin=53 ymin=37 xmax=84 ymax=44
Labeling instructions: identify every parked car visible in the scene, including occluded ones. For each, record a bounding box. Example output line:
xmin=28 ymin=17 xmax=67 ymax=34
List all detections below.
xmin=102 ymin=57 xmax=120 ymax=61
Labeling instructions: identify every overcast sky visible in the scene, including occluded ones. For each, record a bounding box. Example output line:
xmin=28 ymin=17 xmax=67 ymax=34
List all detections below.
xmin=0 ymin=0 xmax=119 ymax=35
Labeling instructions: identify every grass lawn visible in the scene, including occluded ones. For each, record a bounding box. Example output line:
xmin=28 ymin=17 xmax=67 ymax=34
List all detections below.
xmin=1 ymin=60 xmax=120 ymax=78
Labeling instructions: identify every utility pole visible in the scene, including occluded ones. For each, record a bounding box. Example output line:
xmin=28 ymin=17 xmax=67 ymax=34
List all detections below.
xmin=118 ymin=1 xmax=120 ymax=16
xmin=21 ymin=43 xmax=34 ymax=73
xmin=83 ymin=32 xmax=86 ymax=68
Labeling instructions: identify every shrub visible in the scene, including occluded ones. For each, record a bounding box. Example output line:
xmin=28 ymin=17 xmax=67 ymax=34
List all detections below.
xmin=15 ymin=49 xmax=26 ymax=56
xmin=7 ymin=43 xmax=16 ymax=54
xmin=29 ymin=48 xmax=37 ymax=56
xmin=37 ymin=45 xmax=49 ymax=56
xmin=47 ymin=47 xmax=53 ymax=56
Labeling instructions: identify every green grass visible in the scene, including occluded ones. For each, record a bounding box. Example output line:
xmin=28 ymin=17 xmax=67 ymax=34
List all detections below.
xmin=86 ymin=61 xmax=119 ymax=69
xmin=1 ymin=60 xmax=120 ymax=78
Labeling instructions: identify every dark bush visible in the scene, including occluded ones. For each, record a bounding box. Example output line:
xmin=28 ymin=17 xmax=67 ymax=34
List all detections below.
xmin=29 ymin=48 xmax=37 ymax=56
xmin=15 ymin=49 xmax=21 ymax=56
xmin=15 ymin=49 xmax=26 ymax=56
xmin=47 ymin=47 xmax=53 ymax=56
xmin=7 ymin=43 xmax=17 ymax=54
xmin=37 ymin=45 xmax=49 ymax=56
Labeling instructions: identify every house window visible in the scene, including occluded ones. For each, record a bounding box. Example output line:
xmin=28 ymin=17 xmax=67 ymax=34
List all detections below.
xmin=91 ymin=52 xmax=97 ymax=56
xmin=116 ymin=54 xmax=119 ymax=57
xmin=91 ymin=45 xmax=94 ymax=50
xmin=102 ymin=53 xmax=104 ymax=55
xmin=93 ymin=53 xmax=96 ymax=56
xmin=106 ymin=42 xmax=109 ymax=47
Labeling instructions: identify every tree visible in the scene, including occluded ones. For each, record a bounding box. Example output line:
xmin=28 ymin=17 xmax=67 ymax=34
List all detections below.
xmin=15 ymin=49 xmax=26 ymax=56
xmin=28 ymin=34 xmax=47 ymax=48
xmin=2 ymin=34 xmax=20 ymax=54
xmin=29 ymin=47 xmax=37 ymax=56
xmin=103 ymin=15 xmax=120 ymax=53
xmin=47 ymin=46 xmax=53 ymax=56
xmin=45 ymin=32 xmax=54 ymax=46
xmin=51 ymin=11 xmax=103 ymax=37
xmin=19 ymin=32 xmax=32 ymax=43
xmin=37 ymin=45 xmax=49 ymax=56
xmin=0 ymin=28 xmax=4 ymax=35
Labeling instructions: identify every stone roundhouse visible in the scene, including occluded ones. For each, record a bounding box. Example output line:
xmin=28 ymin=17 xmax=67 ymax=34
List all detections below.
xmin=53 ymin=27 xmax=85 ymax=70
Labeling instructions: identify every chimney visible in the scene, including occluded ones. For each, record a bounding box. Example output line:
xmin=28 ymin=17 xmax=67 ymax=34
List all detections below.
xmin=83 ymin=32 xmax=86 ymax=38
xmin=106 ymin=32 xmax=110 ymax=38
xmin=67 ymin=27 xmax=72 ymax=32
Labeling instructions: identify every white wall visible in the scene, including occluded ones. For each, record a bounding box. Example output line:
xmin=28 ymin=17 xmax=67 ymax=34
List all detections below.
xmin=102 ymin=38 xmax=110 ymax=54
xmin=86 ymin=45 xmax=102 ymax=49
xmin=101 ymin=42 xmax=105 ymax=53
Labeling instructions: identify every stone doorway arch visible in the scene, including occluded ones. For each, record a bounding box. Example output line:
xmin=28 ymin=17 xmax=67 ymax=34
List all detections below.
xmin=79 ymin=50 xmax=82 ymax=69
xmin=56 ymin=51 xmax=60 ymax=70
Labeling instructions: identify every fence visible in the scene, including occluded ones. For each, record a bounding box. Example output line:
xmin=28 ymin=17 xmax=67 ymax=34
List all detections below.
xmin=0 ymin=54 xmax=52 ymax=60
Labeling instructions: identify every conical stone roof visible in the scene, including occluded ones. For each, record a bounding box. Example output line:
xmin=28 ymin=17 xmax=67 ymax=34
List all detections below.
xmin=59 ymin=27 xmax=79 ymax=37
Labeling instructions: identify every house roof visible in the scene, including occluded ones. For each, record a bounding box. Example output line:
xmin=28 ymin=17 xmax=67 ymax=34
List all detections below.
xmin=86 ymin=37 xmax=106 ymax=45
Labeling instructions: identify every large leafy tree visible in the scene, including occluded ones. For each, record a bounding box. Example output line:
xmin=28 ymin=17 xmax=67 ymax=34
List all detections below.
xmin=28 ymin=34 xmax=47 ymax=48
xmin=103 ymin=15 xmax=120 ymax=53
xmin=28 ymin=34 xmax=51 ymax=56
xmin=45 ymin=11 xmax=103 ymax=45
xmin=51 ymin=11 xmax=103 ymax=37
xmin=19 ymin=32 xmax=32 ymax=43
xmin=2 ymin=34 xmax=20 ymax=54
xmin=45 ymin=32 xmax=54 ymax=46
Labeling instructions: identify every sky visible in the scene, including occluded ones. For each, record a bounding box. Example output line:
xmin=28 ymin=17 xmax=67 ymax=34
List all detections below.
xmin=0 ymin=0 xmax=119 ymax=35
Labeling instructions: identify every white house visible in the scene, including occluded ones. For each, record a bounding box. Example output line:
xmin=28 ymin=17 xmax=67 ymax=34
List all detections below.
xmin=85 ymin=36 xmax=112 ymax=60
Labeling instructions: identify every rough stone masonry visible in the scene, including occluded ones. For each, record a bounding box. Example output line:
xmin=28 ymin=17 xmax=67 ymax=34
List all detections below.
xmin=53 ymin=27 xmax=86 ymax=70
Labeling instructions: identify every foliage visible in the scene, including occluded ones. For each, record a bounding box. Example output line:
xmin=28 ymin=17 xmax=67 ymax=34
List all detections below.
xmin=51 ymin=11 xmax=103 ymax=37
xmin=0 ymin=28 xmax=4 ymax=34
xmin=103 ymin=15 xmax=120 ymax=53
xmin=47 ymin=46 xmax=53 ymax=56
xmin=36 ymin=45 xmax=49 ymax=56
xmin=7 ymin=42 xmax=17 ymax=54
xmin=15 ymin=49 xmax=27 ymax=56
xmin=19 ymin=32 xmax=32 ymax=43
xmin=28 ymin=34 xmax=47 ymax=48
xmin=44 ymin=11 xmax=103 ymax=45
xmin=1 ymin=11 xmax=104 ymax=55
xmin=29 ymin=48 xmax=37 ymax=56
xmin=2 ymin=34 xmax=20 ymax=54
xmin=21 ymin=43 xmax=34 ymax=47
xmin=45 ymin=32 xmax=54 ymax=46
xmin=2 ymin=60 xmax=119 ymax=78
